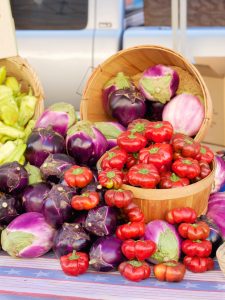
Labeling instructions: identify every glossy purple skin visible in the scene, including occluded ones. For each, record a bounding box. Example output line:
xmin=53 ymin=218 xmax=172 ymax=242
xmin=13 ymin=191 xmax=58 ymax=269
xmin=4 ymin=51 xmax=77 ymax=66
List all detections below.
xmin=89 ymin=236 xmax=124 ymax=271
xmin=72 ymin=212 xmax=88 ymax=227
xmin=211 ymin=156 xmax=225 ymax=193
xmin=2 ymin=212 xmax=56 ymax=258
xmin=35 ymin=110 xmax=69 ymax=136
xmin=0 ymin=162 xmax=28 ymax=194
xmin=0 ymin=193 xmax=19 ymax=225
xmin=53 ymin=223 xmax=91 ymax=257
xmin=22 ymin=183 xmax=51 ymax=213
xmin=66 ymin=127 xmax=108 ymax=166
xmin=145 ymin=100 xmax=165 ymax=121
xmin=43 ymin=184 xmax=76 ymax=228
xmin=84 ymin=206 xmax=117 ymax=236
xmin=40 ymin=153 xmax=75 ymax=183
xmin=25 ymin=128 xmax=65 ymax=167
xmin=109 ymin=88 xmax=146 ymax=127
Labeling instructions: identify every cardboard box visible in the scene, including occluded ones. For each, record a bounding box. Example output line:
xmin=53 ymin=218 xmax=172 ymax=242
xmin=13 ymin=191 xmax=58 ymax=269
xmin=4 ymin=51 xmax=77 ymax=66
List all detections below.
xmin=195 ymin=57 xmax=225 ymax=147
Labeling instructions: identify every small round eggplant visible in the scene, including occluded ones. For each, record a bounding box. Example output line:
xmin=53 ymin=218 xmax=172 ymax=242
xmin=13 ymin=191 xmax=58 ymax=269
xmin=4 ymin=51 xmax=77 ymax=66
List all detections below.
xmin=0 ymin=193 xmax=19 ymax=225
xmin=84 ymin=206 xmax=117 ymax=236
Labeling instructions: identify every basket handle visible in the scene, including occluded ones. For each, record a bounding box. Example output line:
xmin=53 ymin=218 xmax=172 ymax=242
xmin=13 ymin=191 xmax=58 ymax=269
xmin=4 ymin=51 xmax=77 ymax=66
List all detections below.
xmin=0 ymin=0 xmax=17 ymax=59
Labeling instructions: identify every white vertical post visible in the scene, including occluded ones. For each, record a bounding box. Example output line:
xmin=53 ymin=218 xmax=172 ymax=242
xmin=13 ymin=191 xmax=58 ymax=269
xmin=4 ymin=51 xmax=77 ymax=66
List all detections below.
xmin=0 ymin=0 xmax=17 ymax=59
xmin=179 ymin=0 xmax=187 ymax=56
xmin=171 ymin=0 xmax=179 ymax=51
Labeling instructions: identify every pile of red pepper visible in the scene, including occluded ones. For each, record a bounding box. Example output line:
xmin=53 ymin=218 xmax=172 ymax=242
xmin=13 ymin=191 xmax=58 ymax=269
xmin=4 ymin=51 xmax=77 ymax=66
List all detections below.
xmin=166 ymin=207 xmax=214 ymax=273
xmin=98 ymin=119 xmax=214 ymax=189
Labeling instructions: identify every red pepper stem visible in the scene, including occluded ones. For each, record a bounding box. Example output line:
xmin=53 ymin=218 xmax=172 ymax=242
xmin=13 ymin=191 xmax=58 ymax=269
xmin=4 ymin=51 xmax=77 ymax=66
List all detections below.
xmin=129 ymin=260 xmax=143 ymax=267
xmin=68 ymin=250 xmax=80 ymax=260
xmin=149 ymin=147 xmax=159 ymax=154
xmin=107 ymin=171 xmax=116 ymax=178
xmin=154 ymin=123 xmax=163 ymax=128
xmin=72 ymin=168 xmax=84 ymax=175
xmin=170 ymin=173 xmax=180 ymax=182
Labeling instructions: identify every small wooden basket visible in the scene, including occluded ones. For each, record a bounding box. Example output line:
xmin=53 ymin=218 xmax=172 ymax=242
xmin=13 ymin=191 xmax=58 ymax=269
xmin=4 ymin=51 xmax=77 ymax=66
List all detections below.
xmin=97 ymin=152 xmax=215 ymax=222
xmin=216 ymin=242 xmax=225 ymax=277
xmin=0 ymin=0 xmax=44 ymax=120
xmin=80 ymin=45 xmax=212 ymax=142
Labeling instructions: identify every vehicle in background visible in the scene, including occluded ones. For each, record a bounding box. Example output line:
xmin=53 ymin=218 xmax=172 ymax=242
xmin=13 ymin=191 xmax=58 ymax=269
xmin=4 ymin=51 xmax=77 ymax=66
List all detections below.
xmin=12 ymin=0 xmax=225 ymax=109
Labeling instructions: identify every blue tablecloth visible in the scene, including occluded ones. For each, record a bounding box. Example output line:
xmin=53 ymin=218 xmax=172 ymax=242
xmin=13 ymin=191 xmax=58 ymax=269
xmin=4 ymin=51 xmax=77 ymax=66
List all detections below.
xmin=0 ymin=252 xmax=225 ymax=300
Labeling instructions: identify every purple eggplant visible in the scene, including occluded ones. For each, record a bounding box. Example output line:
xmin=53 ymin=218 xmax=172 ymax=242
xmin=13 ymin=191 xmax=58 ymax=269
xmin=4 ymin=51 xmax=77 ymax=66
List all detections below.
xmin=43 ymin=184 xmax=76 ymax=228
xmin=81 ymin=182 xmax=106 ymax=205
xmin=89 ymin=236 xmax=124 ymax=271
xmin=72 ymin=212 xmax=88 ymax=227
xmin=0 ymin=162 xmax=28 ymax=194
xmin=66 ymin=121 xmax=108 ymax=166
xmin=35 ymin=102 xmax=77 ymax=136
xmin=145 ymin=100 xmax=165 ymax=121
xmin=40 ymin=153 xmax=75 ymax=183
xmin=53 ymin=222 xmax=91 ymax=257
xmin=0 ymin=193 xmax=19 ymax=225
xmin=22 ymin=182 xmax=51 ymax=213
xmin=84 ymin=206 xmax=117 ymax=236
xmin=109 ymin=87 xmax=146 ymax=127
xmin=25 ymin=127 xmax=65 ymax=167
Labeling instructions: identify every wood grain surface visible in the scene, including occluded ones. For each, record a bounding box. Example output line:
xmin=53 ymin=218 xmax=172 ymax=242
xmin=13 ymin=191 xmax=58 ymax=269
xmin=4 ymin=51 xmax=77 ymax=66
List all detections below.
xmin=144 ymin=0 xmax=225 ymax=27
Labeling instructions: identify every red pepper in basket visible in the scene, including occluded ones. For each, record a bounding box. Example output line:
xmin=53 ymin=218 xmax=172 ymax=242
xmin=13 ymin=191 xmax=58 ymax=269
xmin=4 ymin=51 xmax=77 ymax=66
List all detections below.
xmin=172 ymin=158 xmax=200 ymax=179
xmin=116 ymin=222 xmax=145 ymax=240
xmin=60 ymin=250 xmax=89 ymax=276
xmin=195 ymin=145 xmax=214 ymax=163
xmin=159 ymin=172 xmax=190 ymax=189
xmin=119 ymin=260 xmax=151 ymax=282
xmin=104 ymin=189 xmax=133 ymax=208
xmin=117 ymin=131 xmax=147 ymax=153
xmin=138 ymin=143 xmax=173 ymax=172
xmin=165 ymin=207 xmax=197 ymax=225
xmin=100 ymin=148 xmax=127 ymax=170
xmin=128 ymin=119 xmax=150 ymax=135
xmin=127 ymin=163 xmax=160 ymax=188
xmin=64 ymin=165 xmax=93 ymax=188
xmin=98 ymin=169 xmax=123 ymax=189
xmin=183 ymin=256 xmax=214 ymax=273
xmin=145 ymin=121 xmax=173 ymax=143
xmin=123 ymin=202 xmax=145 ymax=223
xmin=121 ymin=239 xmax=156 ymax=261
xmin=181 ymin=239 xmax=212 ymax=257
xmin=153 ymin=261 xmax=186 ymax=282
xmin=126 ymin=152 xmax=139 ymax=169
xmin=171 ymin=133 xmax=201 ymax=158
xmin=71 ymin=192 xmax=99 ymax=210
xmin=178 ymin=221 xmax=210 ymax=240
xmin=195 ymin=160 xmax=211 ymax=180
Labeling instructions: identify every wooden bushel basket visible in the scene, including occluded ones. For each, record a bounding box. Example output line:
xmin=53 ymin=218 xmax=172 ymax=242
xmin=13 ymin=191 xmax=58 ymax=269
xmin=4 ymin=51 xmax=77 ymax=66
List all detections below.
xmin=0 ymin=0 xmax=44 ymax=120
xmin=85 ymin=45 xmax=215 ymax=222
xmin=80 ymin=45 xmax=212 ymax=142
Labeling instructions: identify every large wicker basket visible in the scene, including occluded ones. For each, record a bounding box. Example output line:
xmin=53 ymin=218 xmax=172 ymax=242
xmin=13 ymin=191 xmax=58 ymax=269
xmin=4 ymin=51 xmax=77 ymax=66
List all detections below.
xmin=80 ymin=45 xmax=212 ymax=142
xmin=0 ymin=0 xmax=44 ymax=120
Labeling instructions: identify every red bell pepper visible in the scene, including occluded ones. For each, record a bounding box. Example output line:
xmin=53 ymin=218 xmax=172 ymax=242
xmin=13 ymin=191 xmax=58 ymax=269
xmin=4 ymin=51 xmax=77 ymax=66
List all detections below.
xmin=196 ymin=145 xmax=214 ymax=163
xmin=117 ymin=131 xmax=147 ymax=153
xmin=153 ymin=261 xmax=186 ymax=282
xmin=159 ymin=172 xmax=190 ymax=189
xmin=60 ymin=250 xmax=89 ymax=276
xmin=195 ymin=160 xmax=212 ymax=181
xmin=116 ymin=221 xmax=145 ymax=240
xmin=181 ymin=239 xmax=212 ymax=257
xmin=165 ymin=207 xmax=197 ymax=225
xmin=121 ymin=239 xmax=156 ymax=261
xmin=64 ymin=165 xmax=93 ymax=188
xmin=100 ymin=148 xmax=128 ymax=170
xmin=145 ymin=121 xmax=173 ymax=143
xmin=123 ymin=202 xmax=145 ymax=222
xmin=127 ymin=118 xmax=150 ymax=135
xmin=127 ymin=163 xmax=160 ymax=188
xmin=178 ymin=221 xmax=210 ymax=240
xmin=183 ymin=256 xmax=214 ymax=273
xmin=98 ymin=169 xmax=123 ymax=189
xmin=119 ymin=260 xmax=151 ymax=282
xmin=71 ymin=192 xmax=100 ymax=210
xmin=138 ymin=143 xmax=173 ymax=172
xmin=172 ymin=158 xmax=200 ymax=179
xmin=171 ymin=133 xmax=201 ymax=158
xmin=104 ymin=189 xmax=133 ymax=208
xmin=126 ymin=152 xmax=139 ymax=169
